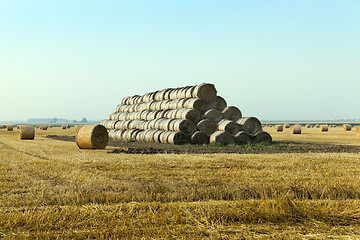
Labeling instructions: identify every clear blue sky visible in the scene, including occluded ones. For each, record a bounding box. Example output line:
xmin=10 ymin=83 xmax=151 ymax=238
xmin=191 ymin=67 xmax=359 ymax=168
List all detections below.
xmin=1 ymin=0 xmax=359 ymax=122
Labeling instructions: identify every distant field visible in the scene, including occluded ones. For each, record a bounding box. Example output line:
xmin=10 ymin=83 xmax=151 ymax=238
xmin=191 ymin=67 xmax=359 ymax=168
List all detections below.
xmin=0 ymin=126 xmax=359 ymax=239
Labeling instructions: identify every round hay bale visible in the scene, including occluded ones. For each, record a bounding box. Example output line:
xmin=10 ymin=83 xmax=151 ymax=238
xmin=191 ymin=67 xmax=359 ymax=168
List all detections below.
xmin=0 ymin=125 xmax=6 ymax=129
xmin=159 ymin=119 xmax=174 ymax=131
xmin=176 ymin=98 xmax=188 ymax=109
xmin=121 ymin=96 xmax=131 ymax=105
xmin=41 ymin=125 xmax=48 ymax=130
xmin=183 ymin=98 xmax=210 ymax=114
xmin=167 ymin=131 xmax=191 ymax=145
xmin=253 ymin=131 xmax=272 ymax=144
xmin=283 ymin=124 xmax=291 ymax=129
xmin=274 ymin=125 xmax=283 ymax=132
xmin=234 ymin=131 xmax=253 ymax=145
xmin=6 ymin=125 xmax=14 ymax=131
xmin=160 ymin=100 xmax=171 ymax=110
xmin=153 ymin=130 xmax=164 ymax=143
xmin=185 ymin=86 xmax=196 ymax=98
xmin=291 ymin=125 xmax=301 ymax=134
xmin=343 ymin=124 xmax=352 ymax=131
xmin=176 ymin=88 xmax=188 ymax=99
xmin=169 ymin=89 xmax=180 ymax=100
xmin=169 ymin=99 xmax=180 ymax=109
xmin=191 ymin=131 xmax=209 ymax=145
xmin=176 ymin=108 xmax=201 ymax=124
xmin=76 ymin=124 xmax=108 ymax=149
xmin=207 ymin=96 xmax=227 ymax=111
xmin=236 ymin=117 xmax=263 ymax=135
xmin=20 ymin=126 xmax=35 ymax=140
xmin=305 ymin=124 xmax=310 ymax=128
xmin=204 ymin=109 xmax=224 ymax=124
xmin=192 ymin=83 xmax=217 ymax=100
xmin=160 ymin=131 xmax=173 ymax=144
xmin=320 ymin=125 xmax=329 ymax=132
xmin=222 ymin=106 xmax=242 ymax=122
xmin=107 ymin=129 xmax=117 ymax=140
xmin=210 ymin=131 xmax=236 ymax=145
xmin=171 ymin=119 xmax=196 ymax=136
xmin=114 ymin=130 xmax=125 ymax=140
xmin=217 ymin=119 xmax=242 ymax=135
xmin=196 ymin=119 xmax=217 ymax=136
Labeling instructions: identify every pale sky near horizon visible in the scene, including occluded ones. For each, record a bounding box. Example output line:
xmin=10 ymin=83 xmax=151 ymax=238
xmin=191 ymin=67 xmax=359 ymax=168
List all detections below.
xmin=1 ymin=0 xmax=359 ymax=122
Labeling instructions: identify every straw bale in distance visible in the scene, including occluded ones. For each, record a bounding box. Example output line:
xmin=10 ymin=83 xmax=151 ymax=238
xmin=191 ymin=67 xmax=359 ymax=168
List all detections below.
xmin=343 ymin=124 xmax=352 ymax=131
xmin=274 ymin=125 xmax=283 ymax=132
xmin=76 ymin=124 xmax=109 ymax=149
xmin=204 ymin=109 xmax=224 ymax=124
xmin=236 ymin=117 xmax=262 ymax=135
xmin=207 ymin=96 xmax=227 ymax=111
xmin=320 ymin=125 xmax=328 ymax=132
xmin=196 ymin=119 xmax=217 ymax=136
xmin=210 ymin=131 xmax=236 ymax=145
xmin=192 ymin=83 xmax=217 ymax=100
xmin=191 ymin=131 xmax=209 ymax=145
xmin=291 ymin=125 xmax=301 ymax=134
xmin=7 ymin=125 xmax=13 ymax=131
xmin=234 ymin=131 xmax=252 ymax=145
xmin=217 ymin=119 xmax=242 ymax=135
xmin=283 ymin=124 xmax=290 ymax=128
xmin=253 ymin=131 xmax=272 ymax=143
xmin=20 ymin=125 xmax=35 ymax=140
xmin=222 ymin=106 xmax=242 ymax=122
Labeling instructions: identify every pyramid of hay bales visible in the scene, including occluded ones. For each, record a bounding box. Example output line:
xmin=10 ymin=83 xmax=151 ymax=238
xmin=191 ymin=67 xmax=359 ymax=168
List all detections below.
xmin=100 ymin=83 xmax=272 ymax=145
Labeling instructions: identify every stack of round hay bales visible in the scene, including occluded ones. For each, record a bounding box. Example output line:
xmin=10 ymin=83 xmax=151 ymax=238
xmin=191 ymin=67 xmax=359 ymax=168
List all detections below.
xmin=100 ymin=83 xmax=271 ymax=145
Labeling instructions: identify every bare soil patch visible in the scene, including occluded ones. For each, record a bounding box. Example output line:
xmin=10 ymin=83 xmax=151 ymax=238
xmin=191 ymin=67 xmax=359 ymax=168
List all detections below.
xmin=45 ymin=134 xmax=360 ymax=154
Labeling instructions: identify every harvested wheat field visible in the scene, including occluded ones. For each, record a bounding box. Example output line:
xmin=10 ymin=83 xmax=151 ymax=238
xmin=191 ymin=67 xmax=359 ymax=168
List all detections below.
xmin=1 ymin=126 xmax=360 ymax=239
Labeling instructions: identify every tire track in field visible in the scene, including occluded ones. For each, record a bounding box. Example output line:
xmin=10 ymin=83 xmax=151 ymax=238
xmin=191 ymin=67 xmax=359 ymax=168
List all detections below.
xmin=0 ymin=141 xmax=50 ymax=160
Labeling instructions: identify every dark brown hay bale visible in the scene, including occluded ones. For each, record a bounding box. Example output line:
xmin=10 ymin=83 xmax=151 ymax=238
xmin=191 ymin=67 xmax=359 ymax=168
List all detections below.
xmin=20 ymin=126 xmax=35 ymax=140
xmin=234 ymin=131 xmax=253 ymax=145
xmin=207 ymin=96 xmax=227 ymax=111
xmin=191 ymin=131 xmax=209 ymax=145
xmin=253 ymin=131 xmax=272 ymax=143
xmin=274 ymin=125 xmax=283 ymax=132
xmin=176 ymin=108 xmax=202 ymax=124
xmin=291 ymin=125 xmax=301 ymax=134
xmin=210 ymin=131 xmax=236 ymax=145
xmin=236 ymin=117 xmax=263 ymax=135
xmin=196 ymin=119 xmax=217 ymax=136
xmin=217 ymin=119 xmax=242 ymax=135
xmin=192 ymin=83 xmax=217 ymax=100
xmin=183 ymin=98 xmax=210 ymax=114
xmin=76 ymin=124 xmax=108 ymax=149
xmin=343 ymin=124 xmax=352 ymax=131
xmin=170 ymin=119 xmax=196 ymax=136
xmin=204 ymin=109 xmax=224 ymax=124
xmin=222 ymin=106 xmax=242 ymax=122
xmin=320 ymin=125 xmax=329 ymax=132
xmin=167 ymin=131 xmax=191 ymax=145
xmin=7 ymin=125 xmax=13 ymax=131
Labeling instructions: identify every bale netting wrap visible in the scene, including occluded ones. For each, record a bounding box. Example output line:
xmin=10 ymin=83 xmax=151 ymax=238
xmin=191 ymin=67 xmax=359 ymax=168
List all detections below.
xmin=253 ymin=131 xmax=272 ymax=144
xmin=76 ymin=124 xmax=109 ymax=149
xmin=291 ymin=125 xmax=301 ymax=134
xmin=210 ymin=131 xmax=236 ymax=145
xmin=217 ymin=119 xmax=242 ymax=135
xmin=207 ymin=96 xmax=227 ymax=111
xmin=204 ymin=109 xmax=224 ymax=124
xmin=20 ymin=125 xmax=35 ymax=140
xmin=191 ymin=131 xmax=209 ymax=145
xmin=320 ymin=125 xmax=329 ymax=132
xmin=274 ymin=125 xmax=283 ymax=132
xmin=343 ymin=124 xmax=352 ymax=131
xmin=222 ymin=106 xmax=242 ymax=122
xmin=234 ymin=131 xmax=253 ymax=145
xmin=236 ymin=117 xmax=262 ymax=135
xmin=196 ymin=119 xmax=217 ymax=136
xmin=192 ymin=83 xmax=217 ymax=100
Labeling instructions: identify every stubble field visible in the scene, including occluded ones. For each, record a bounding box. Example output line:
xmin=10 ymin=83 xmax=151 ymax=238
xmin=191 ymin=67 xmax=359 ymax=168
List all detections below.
xmin=0 ymin=125 xmax=360 ymax=239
